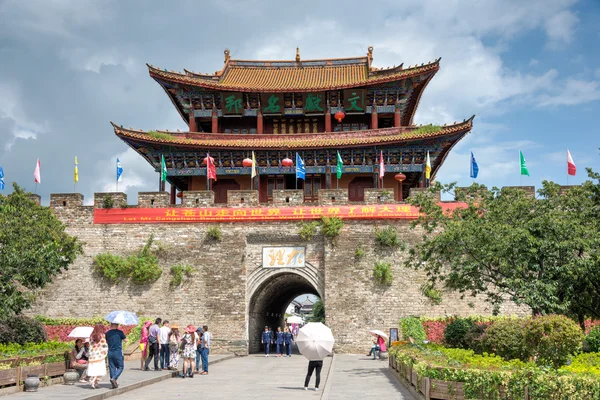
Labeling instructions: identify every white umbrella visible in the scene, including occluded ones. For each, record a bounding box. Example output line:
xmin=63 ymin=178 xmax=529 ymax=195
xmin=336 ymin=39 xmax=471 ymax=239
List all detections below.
xmin=369 ymin=329 xmax=389 ymax=340
xmin=287 ymin=316 xmax=303 ymax=324
xmin=296 ymin=322 xmax=334 ymax=361
xmin=105 ymin=310 xmax=139 ymax=325
xmin=68 ymin=326 xmax=94 ymax=339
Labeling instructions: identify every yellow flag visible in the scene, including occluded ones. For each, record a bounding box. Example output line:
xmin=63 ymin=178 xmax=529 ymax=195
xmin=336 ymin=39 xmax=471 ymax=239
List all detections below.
xmin=251 ymin=151 xmax=257 ymax=178
xmin=74 ymin=156 xmax=79 ymax=183
xmin=425 ymin=151 xmax=431 ymax=180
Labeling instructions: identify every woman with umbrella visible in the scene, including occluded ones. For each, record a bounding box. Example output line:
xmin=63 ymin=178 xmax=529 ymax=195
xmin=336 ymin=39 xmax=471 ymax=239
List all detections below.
xmin=297 ymin=322 xmax=334 ymax=392
xmin=86 ymin=324 xmax=109 ymax=389
xmin=367 ymin=330 xmax=388 ymax=360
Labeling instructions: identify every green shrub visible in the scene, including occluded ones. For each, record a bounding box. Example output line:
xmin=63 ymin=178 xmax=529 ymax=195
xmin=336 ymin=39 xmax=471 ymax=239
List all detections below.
xmin=444 ymin=318 xmax=475 ymax=349
xmin=320 ymin=216 xmax=343 ymax=241
xmin=400 ymin=316 xmax=427 ymax=342
xmin=586 ymin=326 xmax=600 ymax=353
xmin=1 ymin=316 xmax=48 ymax=345
xmin=0 ymin=323 xmax=17 ymax=345
xmin=419 ymin=283 xmax=442 ymax=305
xmin=170 ymin=265 xmax=194 ymax=287
xmin=93 ymin=236 xmax=162 ymax=284
xmin=560 ymin=352 xmax=600 ymax=377
xmin=524 ymin=314 xmax=584 ymax=368
xmin=354 ymin=246 xmax=365 ymax=258
xmin=463 ymin=323 xmax=488 ymax=354
xmin=481 ymin=318 xmax=529 ymax=361
xmin=93 ymin=253 xmax=127 ymax=282
xmin=147 ymin=130 xmax=174 ymax=140
xmin=103 ymin=195 xmax=114 ymax=209
xmin=206 ymin=226 xmax=222 ymax=241
xmin=375 ymin=226 xmax=401 ymax=248
xmin=298 ymin=221 xmax=319 ymax=241
xmin=373 ymin=261 xmax=393 ymax=285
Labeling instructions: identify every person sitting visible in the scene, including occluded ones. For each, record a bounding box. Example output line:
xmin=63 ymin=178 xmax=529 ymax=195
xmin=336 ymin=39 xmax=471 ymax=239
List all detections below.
xmin=366 ymin=336 xmax=380 ymax=359
xmin=70 ymin=339 xmax=89 ymax=382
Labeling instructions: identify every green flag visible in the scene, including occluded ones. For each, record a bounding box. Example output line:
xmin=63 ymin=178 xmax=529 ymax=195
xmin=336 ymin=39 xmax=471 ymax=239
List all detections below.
xmin=519 ymin=151 xmax=530 ymax=177
xmin=161 ymin=155 xmax=167 ymax=182
xmin=336 ymin=151 xmax=343 ymax=179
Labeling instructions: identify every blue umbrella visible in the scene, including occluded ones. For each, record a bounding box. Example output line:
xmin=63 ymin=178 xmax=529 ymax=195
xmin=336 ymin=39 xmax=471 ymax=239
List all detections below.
xmin=105 ymin=311 xmax=139 ymax=325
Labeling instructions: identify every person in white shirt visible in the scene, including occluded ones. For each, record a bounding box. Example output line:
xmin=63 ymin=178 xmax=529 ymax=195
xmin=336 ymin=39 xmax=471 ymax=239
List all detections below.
xmin=159 ymin=320 xmax=171 ymax=370
xmin=200 ymin=326 xmax=211 ymax=375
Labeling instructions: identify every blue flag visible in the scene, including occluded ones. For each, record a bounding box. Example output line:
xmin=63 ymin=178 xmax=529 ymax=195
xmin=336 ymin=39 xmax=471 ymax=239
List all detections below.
xmin=0 ymin=166 xmax=4 ymax=190
xmin=116 ymin=158 xmax=123 ymax=182
xmin=470 ymin=152 xmax=479 ymax=179
xmin=295 ymin=153 xmax=305 ymax=181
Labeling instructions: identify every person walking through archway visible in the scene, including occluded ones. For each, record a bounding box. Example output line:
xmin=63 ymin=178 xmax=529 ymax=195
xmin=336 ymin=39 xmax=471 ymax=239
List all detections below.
xmin=261 ymin=326 xmax=272 ymax=357
xmin=275 ymin=327 xmax=284 ymax=357
xmin=284 ymin=327 xmax=293 ymax=357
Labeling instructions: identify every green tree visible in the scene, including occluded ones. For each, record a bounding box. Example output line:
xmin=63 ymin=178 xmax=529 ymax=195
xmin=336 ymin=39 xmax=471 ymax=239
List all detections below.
xmin=405 ymin=177 xmax=600 ymax=327
xmin=310 ymin=299 xmax=325 ymax=323
xmin=0 ymin=184 xmax=83 ymax=316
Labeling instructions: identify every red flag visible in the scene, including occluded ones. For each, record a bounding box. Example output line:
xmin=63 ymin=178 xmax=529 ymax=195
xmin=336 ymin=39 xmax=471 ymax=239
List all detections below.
xmin=567 ymin=149 xmax=576 ymax=176
xmin=33 ymin=158 xmax=41 ymax=183
xmin=207 ymin=153 xmax=217 ymax=181
xmin=379 ymin=151 xmax=385 ymax=179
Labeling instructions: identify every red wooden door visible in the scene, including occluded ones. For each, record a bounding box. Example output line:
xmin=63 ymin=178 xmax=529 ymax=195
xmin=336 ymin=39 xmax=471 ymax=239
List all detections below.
xmin=212 ymin=179 xmax=240 ymax=203
xmin=348 ymin=176 xmax=374 ymax=202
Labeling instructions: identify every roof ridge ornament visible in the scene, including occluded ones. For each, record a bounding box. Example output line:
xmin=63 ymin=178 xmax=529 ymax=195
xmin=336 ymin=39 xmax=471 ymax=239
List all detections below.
xmin=224 ymin=49 xmax=231 ymax=64
xmin=296 ymin=47 xmax=300 ymax=62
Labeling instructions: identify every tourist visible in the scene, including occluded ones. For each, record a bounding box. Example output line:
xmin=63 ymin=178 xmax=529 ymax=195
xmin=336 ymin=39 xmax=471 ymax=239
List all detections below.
xmin=284 ymin=327 xmax=293 ymax=357
xmin=105 ymin=322 xmax=127 ymax=389
xmin=159 ymin=320 xmax=171 ymax=370
xmin=168 ymin=325 xmax=181 ymax=370
xmin=181 ymin=325 xmax=198 ymax=378
xmin=367 ymin=336 xmax=379 ymax=359
xmin=139 ymin=320 xmax=152 ymax=370
xmin=71 ymin=339 xmax=88 ymax=382
xmin=194 ymin=327 xmax=203 ymax=374
xmin=261 ymin=326 xmax=272 ymax=357
xmin=144 ymin=318 xmax=162 ymax=371
xmin=200 ymin=325 xmax=211 ymax=375
xmin=87 ymin=324 xmax=108 ymax=389
xmin=275 ymin=327 xmax=284 ymax=357
xmin=303 ymin=360 xmax=323 ymax=391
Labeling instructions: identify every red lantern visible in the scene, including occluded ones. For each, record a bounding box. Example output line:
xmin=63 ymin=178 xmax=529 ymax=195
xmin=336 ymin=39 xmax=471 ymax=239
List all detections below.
xmin=176 ymin=191 xmax=183 ymax=198
xmin=334 ymin=111 xmax=345 ymax=123
xmin=202 ymin=156 xmax=215 ymax=165
xmin=281 ymin=158 xmax=293 ymax=167
xmin=394 ymin=173 xmax=406 ymax=182
xmin=242 ymin=158 xmax=253 ymax=167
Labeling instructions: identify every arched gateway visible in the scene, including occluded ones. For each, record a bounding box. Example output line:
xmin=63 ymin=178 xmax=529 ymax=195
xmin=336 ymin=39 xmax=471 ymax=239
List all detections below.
xmin=246 ymin=257 xmax=323 ymax=353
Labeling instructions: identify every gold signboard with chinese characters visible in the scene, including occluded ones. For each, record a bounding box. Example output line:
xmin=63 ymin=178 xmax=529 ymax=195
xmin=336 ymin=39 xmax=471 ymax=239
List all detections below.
xmin=262 ymin=246 xmax=305 ymax=268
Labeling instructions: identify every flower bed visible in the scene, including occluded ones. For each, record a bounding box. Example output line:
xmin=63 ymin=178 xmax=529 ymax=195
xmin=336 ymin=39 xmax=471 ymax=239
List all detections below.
xmin=389 ymin=343 xmax=600 ymax=399
xmin=34 ymin=315 xmax=146 ymax=343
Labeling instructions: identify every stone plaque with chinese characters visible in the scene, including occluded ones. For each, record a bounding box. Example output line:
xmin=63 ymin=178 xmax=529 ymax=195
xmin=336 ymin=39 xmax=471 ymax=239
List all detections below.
xmin=302 ymin=92 xmax=325 ymax=114
xmin=343 ymin=89 xmax=366 ymax=113
xmin=261 ymin=93 xmax=284 ymax=114
xmin=262 ymin=246 xmax=305 ymax=268
xmin=220 ymin=92 xmax=245 ymax=115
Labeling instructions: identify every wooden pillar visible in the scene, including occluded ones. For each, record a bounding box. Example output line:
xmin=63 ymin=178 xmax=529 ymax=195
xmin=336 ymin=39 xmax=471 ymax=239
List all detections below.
xmin=325 ymin=107 xmax=332 ymax=132
xmin=188 ymin=109 xmax=197 ymax=132
xmin=419 ymin=170 xmax=426 ymax=188
xmin=397 ymin=180 xmax=403 ymax=201
xmin=257 ymin=111 xmax=264 ymax=134
xmin=211 ymin=109 xmax=218 ymax=133
xmin=170 ymin=184 xmax=176 ymax=204
xmin=325 ymin=166 xmax=331 ymax=189
xmin=394 ymin=106 xmax=401 ymax=127
xmin=371 ymin=108 xmax=378 ymax=129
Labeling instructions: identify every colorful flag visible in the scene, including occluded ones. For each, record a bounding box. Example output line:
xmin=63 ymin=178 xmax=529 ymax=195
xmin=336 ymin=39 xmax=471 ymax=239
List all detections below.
xmin=206 ymin=153 xmax=217 ymax=181
xmin=74 ymin=156 xmax=79 ymax=183
xmin=0 ymin=166 xmax=4 ymax=190
xmin=567 ymin=149 xmax=576 ymax=176
xmin=33 ymin=158 xmax=41 ymax=183
xmin=336 ymin=151 xmax=343 ymax=179
xmin=251 ymin=151 xmax=258 ymax=179
xmin=296 ymin=153 xmax=305 ymax=181
xmin=425 ymin=151 xmax=431 ymax=180
xmin=116 ymin=158 xmax=123 ymax=182
xmin=470 ymin=152 xmax=479 ymax=179
xmin=160 ymin=155 xmax=167 ymax=182
xmin=519 ymin=151 xmax=530 ymax=177
xmin=379 ymin=151 xmax=385 ymax=179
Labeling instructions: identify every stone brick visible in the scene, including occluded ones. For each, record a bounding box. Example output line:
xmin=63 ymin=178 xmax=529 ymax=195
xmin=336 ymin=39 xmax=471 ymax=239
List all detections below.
xmin=364 ymin=188 xmax=395 ymax=204
xmin=318 ymin=189 xmax=348 ymax=205
xmin=138 ymin=192 xmax=170 ymax=208
xmin=50 ymin=193 xmax=83 ymax=208
xmin=27 ymin=194 xmax=41 ymax=206
xmin=227 ymin=190 xmax=258 ymax=207
xmin=559 ymin=185 xmax=577 ymax=195
xmin=94 ymin=192 xmax=127 ymax=209
xmin=272 ymin=190 xmax=304 ymax=206
xmin=182 ymin=191 xmax=214 ymax=207
xmin=409 ymin=187 xmax=441 ymax=202
xmin=503 ymin=186 xmax=535 ymax=198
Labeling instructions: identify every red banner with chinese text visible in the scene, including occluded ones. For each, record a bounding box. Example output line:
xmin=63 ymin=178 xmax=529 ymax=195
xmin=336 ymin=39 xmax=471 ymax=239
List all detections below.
xmin=93 ymin=203 xmax=467 ymax=224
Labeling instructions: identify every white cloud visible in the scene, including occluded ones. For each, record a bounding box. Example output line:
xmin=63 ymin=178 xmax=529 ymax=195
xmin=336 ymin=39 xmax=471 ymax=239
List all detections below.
xmin=529 ymin=59 xmax=540 ymax=67
xmin=537 ymin=78 xmax=600 ymax=106
xmin=544 ymin=10 xmax=579 ymax=48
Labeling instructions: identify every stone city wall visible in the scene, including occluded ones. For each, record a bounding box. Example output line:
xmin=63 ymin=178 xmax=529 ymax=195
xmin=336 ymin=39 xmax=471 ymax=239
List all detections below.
xmin=27 ymin=188 xmax=536 ymax=355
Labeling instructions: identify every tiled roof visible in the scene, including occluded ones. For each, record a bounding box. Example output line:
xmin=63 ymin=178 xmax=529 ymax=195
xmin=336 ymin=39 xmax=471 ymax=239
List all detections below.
xmin=111 ymin=117 xmax=474 ymax=150
xmin=147 ymin=57 xmax=440 ymax=92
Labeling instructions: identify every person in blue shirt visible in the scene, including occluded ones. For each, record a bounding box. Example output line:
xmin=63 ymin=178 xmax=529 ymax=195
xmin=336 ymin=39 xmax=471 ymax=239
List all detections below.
xmin=275 ymin=327 xmax=284 ymax=357
xmin=105 ymin=323 xmax=127 ymax=389
xmin=261 ymin=326 xmax=272 ymax=357
xmin=284 ymin=327 xmax=294 ymax=357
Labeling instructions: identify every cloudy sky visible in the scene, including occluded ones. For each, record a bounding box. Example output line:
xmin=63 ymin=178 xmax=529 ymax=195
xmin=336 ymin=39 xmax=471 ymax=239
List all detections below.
xmin=1 ymin=0 xmax=599 ymax=204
